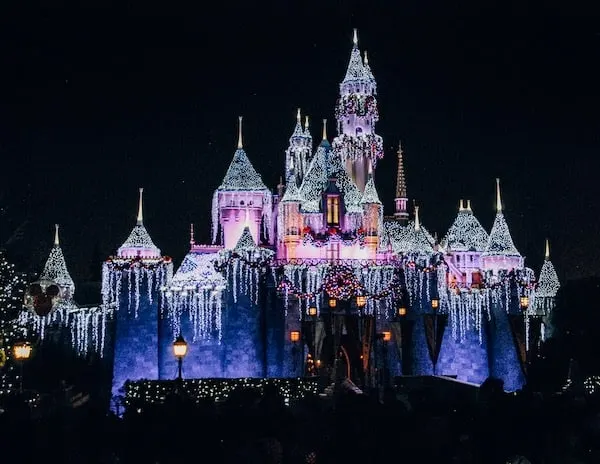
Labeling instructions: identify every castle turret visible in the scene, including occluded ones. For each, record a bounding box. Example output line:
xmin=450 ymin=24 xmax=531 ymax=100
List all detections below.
xmin=481 ymin=178 xmax=523 ymax=272
xmin=394 ymin=142 xmax=409 ymax=224
xmin=285 ymin=108 xmax=312 ymax=187
xmin=332 ymin=29 xmax=384 ymax=192
xmin=360 ymin=166 xmax=382 ymax=257
xmin=39 ymin=224 xmax=75 ymax=300
xmin=104 ymin=188 xmax=173 ymax=410
xmin=535 ymin=239 xmax=560 ymax=338
xmin=279 ymin=170 xmax=303 ymax=260
xmin=211 ymin=117 xmax=272 ymax=249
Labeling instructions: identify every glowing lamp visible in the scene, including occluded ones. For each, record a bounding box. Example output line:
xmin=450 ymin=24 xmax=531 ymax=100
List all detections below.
xmin=290 ymin=331 xmax=301 ymax=342
xmin=397 ymin=307 xmax=407 ymax=317
xmin=382 ymin=331 xmax=392 ymax=342
xmin=328 ymin=298 xmax=337 ymax=308
xmin=520 ymin=295 xmax=529 ymax=309
xmin=316 ymin=359 xmax=321 ymax=368
xmin=307 ymin=306 xmax=317 ymax=317
xmin=431 ymin=298 xmax=440 ymax=310
xmin=356 ymin=295 xmax=367 ymax=308
xmin=173 ymin=335 xmax=188 ymax=359
xmin=13 ymin=342 xmax=32 ymax=361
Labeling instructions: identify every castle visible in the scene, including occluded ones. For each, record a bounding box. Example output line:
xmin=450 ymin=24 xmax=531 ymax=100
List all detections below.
xmin=18 ymin=31 xmax=561 ymax=402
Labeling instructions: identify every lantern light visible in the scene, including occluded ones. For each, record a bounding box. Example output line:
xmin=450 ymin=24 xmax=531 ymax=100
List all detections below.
xmin=397 ymin=307 xmax=407 ymax=317
xmin=520 ymin=295 xmax=529 ymax=309
xmin=307 ymin=306 xmax=317 ymax=317
xmin=290 ymin=331 xmax=301 ymax=342
xmin=356 ymin=295 xmax=367 ymax=308
xmin=328 ymin=298 xmax=337 ymax=308
xmin=382 ymin=331 xmax=392 ymax=342
xmin=431 ymin=298 xmax=440 ymax=310
xmin=13 ymin=342 xmax=32 ymax=361
xmin=173 ymin=335 xmax=188 ymax=359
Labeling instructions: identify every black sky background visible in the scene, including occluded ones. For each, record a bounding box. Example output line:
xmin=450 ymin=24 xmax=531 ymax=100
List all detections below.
xmin=1 ymin=2 xmax=599 ymax=298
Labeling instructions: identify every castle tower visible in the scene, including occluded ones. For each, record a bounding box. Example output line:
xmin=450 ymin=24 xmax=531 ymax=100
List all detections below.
xmin=535 ymin=239 xmax=560 ymax=338
xmin=39 ymin=224 xmax=75 ymax=300
xmin=360 ymin=166 xmax=382 ymax=257
xmin=104 ymin=188 xmax=173 ymax=407
xmin=394 ymin=142 xmax=409 ymax=224
xmin=211 ymin=117 xmax=273 ymax=249
xmin=285 ymin=109 xmax=312 ymax=187
xmin=332 ymin=29 xmax=384 ymax=192
xmin=279 ymin=170 xmax=303 ymax=260
xmin=481 ymin=178 xmax=524 ymax=272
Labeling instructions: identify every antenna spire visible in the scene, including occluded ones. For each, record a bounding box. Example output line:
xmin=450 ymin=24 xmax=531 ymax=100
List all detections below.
xmin=466 ymin=199 xmax=472 ymax=211
xmin=459 ymin=199 xmax=464 ymax=211
xmin=545 ymin=238 xmax=550 ymax=260
xmin=304 ymin=115 xmax=309 ymax=131
xmin=54 ymin=224 xmax=60 ymax=246
xmin=296 ymin=108 xmax=301 ymax=124
xmin=495 ymin=178 xmax=502 ymax=213
xmin=237 ymin=116 xmax=243 ymax=149
xmin=322 ymin=119 xmax=327 ymax=140
xmin=137 ymin=188 xmax=144 ymax=225
xmin=414 ymin=205 xmax=420 ymax=231
xmin=353 ymin=28 xmax=358 ymax=46
xmin=364 ymin=50 xmax=369 ymax=65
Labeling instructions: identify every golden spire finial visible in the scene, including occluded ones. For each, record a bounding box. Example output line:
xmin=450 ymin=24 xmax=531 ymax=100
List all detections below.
xmin=364 ymin=50 xmax=369 ymax=65
xmin=353 ymin=28 xmax=358 ymax=46
xmin=304 ymin=115 xmax=309 ymax=131
xmin=459 ymin=199 xmax=464 ymax=211
xmin=414 ymin=205 xmax=420 ymax=231
xmin=368 ymin=160 xmax=373 ymax=175
xmin=322 ymin=119 xmax=327 ymax=140
xmin=137 ymin=188 xmax=144 ymax=225
xmin=237 ymin=116 xmax=243 ymax=149
xmin=545 ymin=239 xmax=550 ymax=260
xmin=466 ymin=199 xmax=472 ymax=211
xmin=54 ymin=224 xmax=60 ymax=246
xmin=296 ymin=108 xmax=301 ymax=124
xmin=495 ymin=178 xmax=502 ymax=213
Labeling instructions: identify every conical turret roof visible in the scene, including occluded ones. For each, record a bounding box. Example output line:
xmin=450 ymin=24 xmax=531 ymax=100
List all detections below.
xmin=483 ymin=179 xmax=520 ymax=256
xmin=281 ymin=175 xmax=302 ymax=203
xmin=218 ymin=117 xmax=269 ymax=192
xmin=441 ymin=200 xmax=489 ymax=252
xmin=342 ymin=29 xmax=371 ymax=83
xmin=40 ymin=224 xmax=75 ymax=295
xmin=234 ymin=226 xmax=257 ymax=250
xmin=360 ymin=175 xmax=382 ymax=204
xmin=537 ymin=240 xmax=560 ymax=297
xmin=117 ymin=188 xmax=161 ymax=258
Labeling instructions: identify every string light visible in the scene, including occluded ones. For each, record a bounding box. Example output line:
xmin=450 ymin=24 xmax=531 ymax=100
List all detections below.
xmin=441 ymin=205 xmax=489 ymax=252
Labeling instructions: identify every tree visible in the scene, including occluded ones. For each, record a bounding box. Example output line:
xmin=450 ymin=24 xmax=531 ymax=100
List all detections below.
xmin=0 ymin=249 xmax=27 ymax=396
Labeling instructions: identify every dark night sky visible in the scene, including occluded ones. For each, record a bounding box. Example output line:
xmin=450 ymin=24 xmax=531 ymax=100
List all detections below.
xmin=1 ymin=2 xmax=599 ymax=294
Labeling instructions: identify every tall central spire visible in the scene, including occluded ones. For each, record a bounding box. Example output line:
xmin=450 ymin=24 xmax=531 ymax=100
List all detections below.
xmin=394 ymin=142 xmax=409 ymax=224
xmin=332 ymin=30 xmax=384 ymax=192
xmin=137 ymin=188 xmax=144 ymax=225
xmin=237 ymin=116 xmax=243 ymax=149
xmin=54 ymin=223 xmax=60 ymax=246
xmin=496 ymin=178 xmax=502 ymax=213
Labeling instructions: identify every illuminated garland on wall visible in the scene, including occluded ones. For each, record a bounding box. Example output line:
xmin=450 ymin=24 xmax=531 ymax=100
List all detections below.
xmin=125 ymin=378 xmax=320 ymax=408
xmin=163 ymin=252 xmax=226 ymax=342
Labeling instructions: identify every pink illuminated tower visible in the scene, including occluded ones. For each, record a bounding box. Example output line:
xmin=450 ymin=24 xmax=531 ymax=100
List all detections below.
xmin=332 ymin=29 xmax=384 ymax=192
xmin=211 ymin=117 xmax=273 ymax=249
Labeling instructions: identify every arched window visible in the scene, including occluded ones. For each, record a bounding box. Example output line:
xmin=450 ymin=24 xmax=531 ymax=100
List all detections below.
xmin=326 ymin=195 xmax=340 ymax=227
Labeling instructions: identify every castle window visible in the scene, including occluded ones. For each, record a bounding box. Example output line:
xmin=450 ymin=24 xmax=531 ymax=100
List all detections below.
xmin=326 ymin=195 xmax=340 ymax=227
xmin=456 ymin=255 xmax=461 ymax=263
xmin=240 ymin=200 xmax=245 ymax=206
xmin=326 ymin=242 xmax=340 ymax=262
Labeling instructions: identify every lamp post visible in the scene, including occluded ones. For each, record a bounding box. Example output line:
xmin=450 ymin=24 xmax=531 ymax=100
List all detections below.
xmin=290 ymin=330 xmax=301 ymax=375
xmin=431 ymin=298 xmax=439 ymax=375
xmin=173 ymin=334 xmax=188 ymax=381
xmin=13 ymin=341 xmax=32 ymax=394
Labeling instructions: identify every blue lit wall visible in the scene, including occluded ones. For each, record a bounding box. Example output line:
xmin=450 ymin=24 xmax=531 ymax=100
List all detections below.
xmin=411 ymin=316 xmax=434 ymax=375
xmin=111 ymin=276 xmax=159 ymax=402
xmin=488 ymin=299 xmax=525 ymax=392
xmin=436 ymin=317 xmax=490 ymax=384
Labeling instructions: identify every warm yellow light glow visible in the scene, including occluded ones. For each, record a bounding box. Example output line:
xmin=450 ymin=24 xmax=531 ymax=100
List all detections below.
xmin=520 ymin=295 xmax=529 ymax=309
xmin=308 ymin=306 xmax=317 ymax=317
xmin=173 ymin=335 xmax=188 ymax=358
xmin=431 ymin=298 xmax=440 ymax=310
xmin=382 ymin=331 xmax=392 ymax=342
xmin=13 ymin=342 xmax=32 ymax=361
xmin=328 ymin=298 xmax=337 ymax=308
xmin=356 ymin=295 xmax=367 ymax=308
xmin=290 ymin=331 xmax=301 ymax=342
xmin=398 ymin=307 xmax=407 ymax=317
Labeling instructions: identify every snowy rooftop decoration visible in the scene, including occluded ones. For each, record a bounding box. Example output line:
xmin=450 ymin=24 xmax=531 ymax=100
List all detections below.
xmin=360 ymin=173 xmax=382 ymax=205
xmin=216 ymin=117 xmax=269 ymax=193
xmin=117 ymin=188 xmax=161 ymax=259
xmin=280 ymin=174 xmax=302 ymax=203
xmin=40 ymin=224 xmax=75 ymax=297
xmin=483 ymin=179 xmax=520 ymax=256
xmin=342 ymin=29 xmax=371 ymax=83
xmin=234 ymin=226 xmax=257 ymax=250
xmin=382 ymin=216 xmax=435 ymax=256
xmin=441 ymin=200 xmax=489 ymax=252
xmin=170 ymin=252 xmax=226 ymax=291
xmin=536 ymin=240 xmax=560 ymax=298
xmin=363 ymin=50 xmax=375 ymax=81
